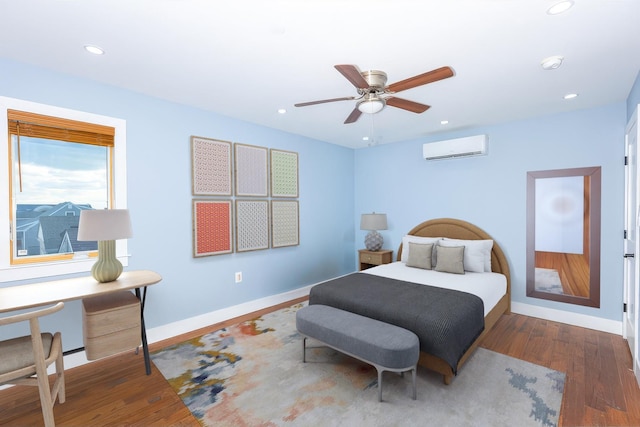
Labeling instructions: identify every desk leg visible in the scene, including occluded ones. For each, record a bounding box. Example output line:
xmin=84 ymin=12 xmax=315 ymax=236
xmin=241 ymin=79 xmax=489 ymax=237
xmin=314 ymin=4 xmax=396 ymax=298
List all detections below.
xmin=135 ymin=287 xmax=152 ymax=375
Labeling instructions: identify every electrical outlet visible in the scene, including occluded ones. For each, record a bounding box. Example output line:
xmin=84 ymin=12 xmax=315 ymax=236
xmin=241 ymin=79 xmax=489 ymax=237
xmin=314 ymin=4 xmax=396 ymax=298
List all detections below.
xmin=235 ymin=272 xmax=242 ymax=283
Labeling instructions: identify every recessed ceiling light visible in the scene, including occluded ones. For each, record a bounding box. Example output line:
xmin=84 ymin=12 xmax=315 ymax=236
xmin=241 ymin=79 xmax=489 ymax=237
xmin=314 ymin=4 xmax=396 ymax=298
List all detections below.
xmin=440 ymin=120 xmax=449 ymax=125
xmin=84 ymin=45 xmax=105 ymax=55
xmin=547 ymin=1 xmax=574 ymax=15
xmin=362 ymin=136 xmax=370 ymax=141
xmin=541 ymin=55 xmax=564 ymax=70
xmin=277 ymin=108 xmax=287 ymax=114
xmin=563 ymin=93 xmax=578 ymax=100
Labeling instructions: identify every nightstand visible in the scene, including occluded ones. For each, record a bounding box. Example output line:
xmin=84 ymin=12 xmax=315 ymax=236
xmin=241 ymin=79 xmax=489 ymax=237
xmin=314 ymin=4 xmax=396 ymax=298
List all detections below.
xmin=358 ymin=249 xmax=393 ymax=271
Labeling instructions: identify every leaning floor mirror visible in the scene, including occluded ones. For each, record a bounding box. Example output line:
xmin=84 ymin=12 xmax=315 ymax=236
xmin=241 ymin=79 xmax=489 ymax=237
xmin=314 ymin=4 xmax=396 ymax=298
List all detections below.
xmin=526 ymin=166 xmax=601 ymax=307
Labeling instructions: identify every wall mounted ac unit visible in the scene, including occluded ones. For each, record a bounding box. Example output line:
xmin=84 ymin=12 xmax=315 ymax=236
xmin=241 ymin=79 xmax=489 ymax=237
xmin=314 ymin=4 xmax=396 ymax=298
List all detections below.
xmin=423 ymin=135 xmax=488 ymax=160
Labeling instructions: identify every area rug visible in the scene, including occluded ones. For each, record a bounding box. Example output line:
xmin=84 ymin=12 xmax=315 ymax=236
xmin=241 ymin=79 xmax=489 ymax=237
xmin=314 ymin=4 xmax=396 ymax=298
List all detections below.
xmin=535 ymin=268 xmax=564 ymax=294
xmin=151 ymin=303 xmax=565 ymax=427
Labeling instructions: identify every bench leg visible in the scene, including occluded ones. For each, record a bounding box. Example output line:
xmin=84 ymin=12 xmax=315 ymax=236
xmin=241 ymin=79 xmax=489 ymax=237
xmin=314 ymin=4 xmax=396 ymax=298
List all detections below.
xmin=302 ymin=337 xmax=307 ymax=363
xmin=411 ymin=367 xmax=417 ymax=400
xmin=378 ymin=369 xmax=383 ymax=402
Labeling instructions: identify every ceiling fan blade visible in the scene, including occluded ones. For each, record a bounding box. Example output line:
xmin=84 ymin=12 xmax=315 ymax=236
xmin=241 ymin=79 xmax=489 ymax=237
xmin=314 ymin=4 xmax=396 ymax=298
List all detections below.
xmin=295 ymin=96 xmax=356 ymax=107
xmin=344 ymin=107 xmax=362 ymax=124
xmin=335 ymin=65 xmax=369 ymax=89
xmin=385 ymin=97 xmax=431 ymax=113
xmin=386 ymin=66 xmax=454 ymax=93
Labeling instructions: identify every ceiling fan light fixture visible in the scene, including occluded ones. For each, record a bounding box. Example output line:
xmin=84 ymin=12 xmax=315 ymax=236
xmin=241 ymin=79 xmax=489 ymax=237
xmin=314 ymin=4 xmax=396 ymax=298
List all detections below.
xmin=357 ymin=94 xmax=385 ymax=114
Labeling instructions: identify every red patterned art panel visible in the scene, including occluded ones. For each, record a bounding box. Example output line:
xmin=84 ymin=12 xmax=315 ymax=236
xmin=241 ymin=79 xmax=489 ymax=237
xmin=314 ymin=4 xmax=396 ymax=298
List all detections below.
xmin=193 ymin=200 xmax=232 ymax=257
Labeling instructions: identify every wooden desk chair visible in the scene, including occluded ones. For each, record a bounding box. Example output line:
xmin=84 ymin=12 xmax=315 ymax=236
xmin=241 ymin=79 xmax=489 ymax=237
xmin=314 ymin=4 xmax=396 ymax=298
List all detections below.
xmin=0 ymin=302 xmax=66 ymax=427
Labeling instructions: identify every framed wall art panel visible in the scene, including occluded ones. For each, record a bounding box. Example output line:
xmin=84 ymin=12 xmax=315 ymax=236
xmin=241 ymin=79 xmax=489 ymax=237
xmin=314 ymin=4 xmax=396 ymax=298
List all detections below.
xmin=192 ymin=199 xmax=233 ymax=257
xmin=270 ymin=149 xmax=299 ymax=198
xmin=191 ymin=136 xmax=232 ymax=196
xmin=235 ymin=200 xmax=269 ymax=252
xmin=271 ymin=200 xmax=299 ymax=248
xmin=234 ymin=143 xmax=268 ymax=197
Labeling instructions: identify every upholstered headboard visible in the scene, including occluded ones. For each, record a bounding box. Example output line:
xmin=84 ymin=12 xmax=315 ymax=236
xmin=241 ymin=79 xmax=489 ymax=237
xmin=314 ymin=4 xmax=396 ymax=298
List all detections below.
xmin=396 ymin=218 xmax=511 ymax=293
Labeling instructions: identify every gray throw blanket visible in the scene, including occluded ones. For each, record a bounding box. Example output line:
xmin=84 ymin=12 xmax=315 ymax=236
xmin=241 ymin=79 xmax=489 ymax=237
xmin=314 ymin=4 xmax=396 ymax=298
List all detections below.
xmin=308 ymin=272 xmax=484 ymax=374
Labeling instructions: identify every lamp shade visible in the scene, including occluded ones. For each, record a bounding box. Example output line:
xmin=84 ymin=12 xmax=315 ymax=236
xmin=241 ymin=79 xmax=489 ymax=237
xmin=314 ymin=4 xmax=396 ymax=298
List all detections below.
xmin=78 ymin=209 xmax=133 ymax=241
xmin=360 ymin=213 xmax=387 ymax=231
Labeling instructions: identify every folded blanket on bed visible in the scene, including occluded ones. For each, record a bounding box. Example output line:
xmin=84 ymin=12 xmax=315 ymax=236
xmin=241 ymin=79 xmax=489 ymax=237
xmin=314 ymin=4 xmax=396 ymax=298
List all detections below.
xmin=308 ymin=272 xmax=484 ymax=374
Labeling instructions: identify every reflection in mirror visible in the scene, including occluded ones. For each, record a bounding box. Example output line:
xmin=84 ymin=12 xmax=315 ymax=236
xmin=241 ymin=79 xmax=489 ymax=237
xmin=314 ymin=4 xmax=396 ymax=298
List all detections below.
xmin=526 ymin=167 xmax=601 ymax=307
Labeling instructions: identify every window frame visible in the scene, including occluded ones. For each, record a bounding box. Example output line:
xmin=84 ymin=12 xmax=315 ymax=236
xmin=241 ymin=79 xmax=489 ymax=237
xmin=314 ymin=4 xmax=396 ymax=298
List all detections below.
xmin=0 ymin=97 xmax=128 ymax=282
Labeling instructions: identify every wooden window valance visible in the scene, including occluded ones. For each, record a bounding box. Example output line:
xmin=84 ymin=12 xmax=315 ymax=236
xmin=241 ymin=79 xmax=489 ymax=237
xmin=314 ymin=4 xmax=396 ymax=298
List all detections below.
xmin=7 ymin=109 xmax=115 ymax=147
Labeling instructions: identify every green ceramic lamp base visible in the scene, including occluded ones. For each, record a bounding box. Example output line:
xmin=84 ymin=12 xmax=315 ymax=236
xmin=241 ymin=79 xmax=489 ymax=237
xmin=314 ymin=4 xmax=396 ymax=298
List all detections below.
xmin=92 ymin=240 xmax=123 ymax=283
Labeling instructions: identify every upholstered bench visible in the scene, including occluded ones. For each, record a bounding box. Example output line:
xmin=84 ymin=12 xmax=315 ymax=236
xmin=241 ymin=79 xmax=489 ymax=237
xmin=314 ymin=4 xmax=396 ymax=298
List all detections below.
xmin=296 ymin=304 xmax=419 ymax=402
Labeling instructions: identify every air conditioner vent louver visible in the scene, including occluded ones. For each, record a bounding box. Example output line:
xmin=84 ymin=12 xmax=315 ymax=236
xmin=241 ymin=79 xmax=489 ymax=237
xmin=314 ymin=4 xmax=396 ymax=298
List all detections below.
xmin=423 ymin=135 xmax=488 ymax=160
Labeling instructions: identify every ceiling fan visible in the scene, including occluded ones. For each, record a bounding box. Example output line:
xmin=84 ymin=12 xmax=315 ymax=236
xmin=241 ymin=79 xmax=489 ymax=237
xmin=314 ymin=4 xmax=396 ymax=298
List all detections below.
xmin=295 ymin=64 xmax=455 ymax=124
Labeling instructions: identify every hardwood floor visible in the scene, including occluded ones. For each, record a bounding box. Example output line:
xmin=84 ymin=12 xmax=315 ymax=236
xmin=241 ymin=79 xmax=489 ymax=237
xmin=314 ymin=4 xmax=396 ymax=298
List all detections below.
xmin=482 ymin=314 xmax=640 ymax=426
xmin=2 ymin=298 xmax=640 ymax=426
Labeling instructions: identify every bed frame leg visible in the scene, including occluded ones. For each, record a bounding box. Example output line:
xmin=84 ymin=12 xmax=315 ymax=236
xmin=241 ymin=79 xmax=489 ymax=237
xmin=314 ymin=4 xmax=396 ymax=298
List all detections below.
xmin=443 ymin=374 xmax=452 ymax=385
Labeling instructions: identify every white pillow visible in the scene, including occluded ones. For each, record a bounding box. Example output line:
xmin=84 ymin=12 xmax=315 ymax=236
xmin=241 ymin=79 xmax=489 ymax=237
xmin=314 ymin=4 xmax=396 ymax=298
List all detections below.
xmin=439 ymin=238 xmax=493 ymax=273
xmin=400 ymin=235 xmax=442 ymax=263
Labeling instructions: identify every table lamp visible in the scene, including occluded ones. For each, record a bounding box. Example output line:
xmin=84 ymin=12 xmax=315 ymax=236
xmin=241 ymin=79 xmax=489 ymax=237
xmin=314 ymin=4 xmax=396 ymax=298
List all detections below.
xmin=78 ymin=209 xmax=133 ymax=283
xmin=360 ymin=213 xmax=387 ymax=251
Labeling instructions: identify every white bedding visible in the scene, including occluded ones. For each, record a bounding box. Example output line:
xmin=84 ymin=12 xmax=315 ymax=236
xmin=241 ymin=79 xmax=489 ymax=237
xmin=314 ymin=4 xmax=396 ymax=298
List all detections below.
xmin=361 ymin=261 xmax=507 ymax=316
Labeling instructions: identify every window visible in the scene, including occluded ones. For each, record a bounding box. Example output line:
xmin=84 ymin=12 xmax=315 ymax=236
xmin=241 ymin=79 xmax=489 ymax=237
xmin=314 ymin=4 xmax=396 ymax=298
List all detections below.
xmin=9 ymin=110 xmax=112 ymax=263
xmin=0 ymin=97 xmax=127 ymax=282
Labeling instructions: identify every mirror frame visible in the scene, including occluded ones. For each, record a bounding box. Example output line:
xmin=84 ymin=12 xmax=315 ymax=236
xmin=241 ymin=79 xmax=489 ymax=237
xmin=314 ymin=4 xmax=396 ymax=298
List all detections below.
xmin=526 ymin=166 xmax=601 ymax=307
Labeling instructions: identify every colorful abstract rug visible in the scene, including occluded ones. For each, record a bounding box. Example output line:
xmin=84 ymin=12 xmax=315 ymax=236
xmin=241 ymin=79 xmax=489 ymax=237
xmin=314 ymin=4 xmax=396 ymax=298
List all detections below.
xmin=151 ymin=303 xmax=565 ymax=426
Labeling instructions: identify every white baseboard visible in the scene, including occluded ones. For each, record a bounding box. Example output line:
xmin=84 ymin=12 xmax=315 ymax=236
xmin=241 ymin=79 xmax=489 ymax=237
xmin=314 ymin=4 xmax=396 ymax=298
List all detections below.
xmin=57 ymin=284 xmax=314 ymax=371
xmin=511 ymin=301 xmax=622 ymax=335
xmin=2 ymin=286 xmax=621 ymax=391
xmin=0 ymin=284 xmax=314 ymax=390
xmin=145 ymin=284 xmax=314 ymax=344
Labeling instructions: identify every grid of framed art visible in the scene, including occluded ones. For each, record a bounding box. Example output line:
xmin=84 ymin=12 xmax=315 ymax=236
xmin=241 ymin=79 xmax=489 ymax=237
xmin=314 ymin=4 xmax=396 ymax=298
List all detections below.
xmin=191 ymin=136 xmax=299 ymax=257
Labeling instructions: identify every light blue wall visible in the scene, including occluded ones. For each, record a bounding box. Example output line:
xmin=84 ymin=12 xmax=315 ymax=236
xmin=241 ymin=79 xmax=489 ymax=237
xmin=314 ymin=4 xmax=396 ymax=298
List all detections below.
xmin=0 ymin=59 xmax=356 ymax=349
xmin=354 ymin=103 xmax=626 ymax=322
xmin=1 ymin=56 xmax=638 ymax=346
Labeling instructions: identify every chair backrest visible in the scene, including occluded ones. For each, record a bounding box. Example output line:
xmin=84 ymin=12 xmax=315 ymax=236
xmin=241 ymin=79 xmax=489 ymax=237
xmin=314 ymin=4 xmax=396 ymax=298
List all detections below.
xmin=0 ymin=302 xmax=65 ymax=327
xmin=0 ymin=302 xmax=65 ymax=379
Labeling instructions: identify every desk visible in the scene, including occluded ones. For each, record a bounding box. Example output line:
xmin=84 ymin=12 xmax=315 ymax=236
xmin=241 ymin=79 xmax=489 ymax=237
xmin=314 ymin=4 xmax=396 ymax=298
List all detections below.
xmin=0 ymin=270 xmax=161 ymax=374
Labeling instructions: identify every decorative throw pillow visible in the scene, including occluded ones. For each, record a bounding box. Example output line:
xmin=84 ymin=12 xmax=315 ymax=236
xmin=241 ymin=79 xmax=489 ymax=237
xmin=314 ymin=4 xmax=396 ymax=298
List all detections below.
xmin=406 ymin=242 xmax=433 ymax=270
xmin=400 ymin=235 xmax=442 ymax=263
xmin=438 ymin=240 xmax=482 ymax=272
xmin=441 ymin=238 xmax=494 ymax=272
xmin=434 ymin=245 xmax=465 ymax=274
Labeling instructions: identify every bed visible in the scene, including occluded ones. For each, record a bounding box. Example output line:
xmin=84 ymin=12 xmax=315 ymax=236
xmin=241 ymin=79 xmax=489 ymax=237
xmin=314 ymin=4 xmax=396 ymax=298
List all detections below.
xmin=308 ymin=218 xmax=511 ymax=384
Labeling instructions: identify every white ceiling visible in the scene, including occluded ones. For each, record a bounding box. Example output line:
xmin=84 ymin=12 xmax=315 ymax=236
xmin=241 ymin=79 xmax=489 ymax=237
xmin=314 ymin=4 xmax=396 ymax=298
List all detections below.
xmin=1 ymin=0 xmax=639 ymax=148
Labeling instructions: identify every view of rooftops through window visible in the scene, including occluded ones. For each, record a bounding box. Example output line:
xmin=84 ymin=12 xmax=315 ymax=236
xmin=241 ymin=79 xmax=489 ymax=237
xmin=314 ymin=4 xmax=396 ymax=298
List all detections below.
xmin=13 ymin=136 xmax=109 ymax=259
